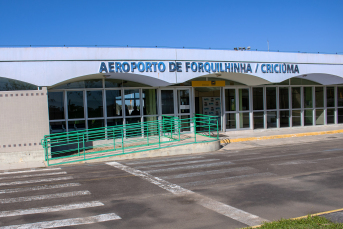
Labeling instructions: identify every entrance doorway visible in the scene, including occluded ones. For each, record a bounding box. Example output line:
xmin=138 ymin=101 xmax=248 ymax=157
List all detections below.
xmin=194 ymin=87 xmax=222 ymax=130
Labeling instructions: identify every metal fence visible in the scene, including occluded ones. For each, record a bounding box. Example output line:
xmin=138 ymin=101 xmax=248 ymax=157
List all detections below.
xmin=41 ymin=114 xmax=219 ymax=166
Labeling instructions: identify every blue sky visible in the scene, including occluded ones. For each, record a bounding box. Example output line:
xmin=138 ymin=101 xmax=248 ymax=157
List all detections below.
xmin=0 ymin=0 xmax=342 ymax=54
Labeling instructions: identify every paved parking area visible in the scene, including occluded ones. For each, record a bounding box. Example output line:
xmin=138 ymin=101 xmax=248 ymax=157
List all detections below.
xmin=0 ymin=134 xmax=343 ymax=228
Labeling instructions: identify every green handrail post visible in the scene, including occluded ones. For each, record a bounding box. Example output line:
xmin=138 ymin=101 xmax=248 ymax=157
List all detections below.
xmin=121 ymin=128 xmax=124 ymax=154
xmin=208 ymin=117 xmax=211 ymax=137
xmin=194 ymin=116 xmax=197 ymax=143
xmin=113 ymin=127 xmax=116 ymax=151
xmin=170 ymin=117 xmax=173 ymax=139
xmin=147 ymin=124 xmax=149 ymax=146
xmin=217 ymin=118 xmax=219 ymax=140
xmin=158 ymin=120 xmax=161 ymax=148
xmin=83 ymin=133 xmax=85 ymax=160
xmin=178 ymin=117 xmax=181 ymax=141
xmin=77 ymin=133 xmax=80 ymax=156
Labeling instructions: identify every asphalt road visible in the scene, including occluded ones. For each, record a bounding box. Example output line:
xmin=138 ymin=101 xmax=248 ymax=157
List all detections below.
xmin=1 ymin=135 xmax=343 ymax=228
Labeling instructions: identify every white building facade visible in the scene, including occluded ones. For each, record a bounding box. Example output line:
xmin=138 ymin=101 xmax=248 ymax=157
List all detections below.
xmin=1 ymin=47 xmax=343 ymax=162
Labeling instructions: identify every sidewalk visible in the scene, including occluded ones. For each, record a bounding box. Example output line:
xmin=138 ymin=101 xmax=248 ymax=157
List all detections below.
xmin=0 ymin=161 xmax=46 ymax=172
xmin=219 ymin=124 xmax=343 ymax=143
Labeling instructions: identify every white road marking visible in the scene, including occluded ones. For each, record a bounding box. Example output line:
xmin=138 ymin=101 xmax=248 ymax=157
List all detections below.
xmin=0 ymin=168 xmax=61 ymax=176
xmin=0 ymin=201 xmax=104 ymax=218
xmin=324 ymin=148 xmax=343 ymax=152
xmin=179 ymin=172 xmax=275 ymax=187
xmin=273 ymin=157 xmax=334 ymax=166
xmin=0 ymin=172 xmax=67 ymax=180
xmin=107 ymin=161 xmax=268 ymax=226
xmin=134 ymin=159 xmax=220 ymax=169
xmin=0 ymin=190 xmax=91 ymax=204
xmin=160 ymin=167 xmax=254 ymax=180
xmin=0 ymin=183 xmax=81 ymax=194
xmin=125 ymin=156 xmax=204 ymax=165
xmin=0 ymin=213 xmax=121 ymax=228
xmin=0 ymin=176 xmax=73 ymax=187
xmin=146 ymin=161 xmax=233 ymax=174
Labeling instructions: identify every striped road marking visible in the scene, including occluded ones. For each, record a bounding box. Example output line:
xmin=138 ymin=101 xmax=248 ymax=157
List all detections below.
xmin=0 ymin=183 xmax=81 ymax=194
xmin=0 ymin=213 xmax=121 ymax=228
xmin=107 ymin=161 xmax=268 ymax=227
xmin=0 ymin=171 xmax=67 ymax=180
xmin=125 ymin=156 xmax=204 ymax=165
xmin=0 ymin=168 xmax=61 ymax=175
xmin=146 ymin=161 xmax=233 ymax=174
xmin=0 ymin=190 xmax=91 ymax=204
xmin=0 ymin=201 xmax=104 ymax=217
xmin=160 ymin=167 xmax=254 ymax=180
xmin=0 ymin=176 xmax=73 ymax=187
xmin=134 ymin=159 xmax=220 ymax=169
xmin=179 ymin=172 xmax=275 ymax=187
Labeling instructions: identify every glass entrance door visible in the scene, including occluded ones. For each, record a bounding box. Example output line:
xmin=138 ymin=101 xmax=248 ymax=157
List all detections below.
xmin=177 ymin=89 xmax=191 ymax=131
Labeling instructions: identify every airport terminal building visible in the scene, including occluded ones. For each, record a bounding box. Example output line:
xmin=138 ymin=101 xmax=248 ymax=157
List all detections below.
xmin=1 ymin=47 xmax=343 ymax=162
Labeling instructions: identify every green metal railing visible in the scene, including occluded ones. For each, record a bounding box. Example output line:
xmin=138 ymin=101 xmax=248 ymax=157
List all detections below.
xmin=41 ymin=114 xmax=219 ymax=166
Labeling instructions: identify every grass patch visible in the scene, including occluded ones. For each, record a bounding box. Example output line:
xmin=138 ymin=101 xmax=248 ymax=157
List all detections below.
xmin=245 ymin=215 xmax=343 ymax=229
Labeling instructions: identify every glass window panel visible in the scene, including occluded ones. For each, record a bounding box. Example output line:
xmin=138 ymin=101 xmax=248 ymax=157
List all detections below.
xmin=277 ymin=79 xmax=289 ymax=85
xmin=253 ymin=87 xmax=263 ymax=110
xmin=67 ymin=91 xmax=84 ymax=119
xmin=226 ymin=113 xmax=236 ymax=129
xmin=327 ymin=109 xmax=335 ymax=124
xmin=107 ymin=118 xmax=123 ymax=127
xmin=54 ymin=81 xmax=85 ymax=89
xmin=0 ymin=77 xmax=37 ymax=91
xmin=162 ymin=90 xmax=174 ymax=114
xmin=126 ymin=117 xmax=142 ymax=138
xmin=338 ymin=87 xmax=343 ymax=107
xmin=239 ymin=89 xmax=249 ymax=111
xmin=266 ymin=87 xmax=277 ymax=110
xmin=106 ymin=90 xmax=122 ymax=117
xmin=304 ymin=87 xmax=313 ymax=108
xmin=326 ymin=87 xmax=335 ymax=107
xmin=304 ymin=109 xmax=313 ymax=126
xmin=122 ymin=81 xmax=149 ymax=87
xmin=143 ymin=89 xmax=157 ymax=115
xmin=53 ymin=80 xmax=102 ymax=89
xmin=144 ymin=116 xmax=159 ymax=137
xmin=315 ymin=109 xmax=324 ymax=125
xmin=338 ymin=108 xmax=343 ymax=123
xmin=87 ymin=91 xmax=103 ymax=118
xmin=239 ymin=112 xmax=250 ymax=128
xmin=124 ymin=89 xmax=140 ymax=116
xmin=279 ymin=87 xmax=289 ymax=109
xmin=253 ymin=112 xmax=264 ymax=129
xmin=107 ymin=119 xmax=124 ymax=138
xmin=85 ymin=79 xmax=102 ymax=88
xmin=68 ymin=120 xmax=85 ymax=131
xmin=180 ymin=115 xmax=191 ymax=132
xmin=292 ymin=110 xmax=301 ymax=127
xmin=225 ymin=89 xmax=236 ymax=112
xmin=292 ymin=87 xmax=301 ymax=109
xmin=105 ymin=79 xmax=123 ymax=88
xmin=178 ymin=90 xmax=190 ymax=114
xmin=291 ymin=78 xmax=320 ymax=85
xmin=88 ymin=119 xmax=104 ymax=129
xmin=267 ymin=111 xmax=277 ymax=128
xmin=48 ymin=92 xmax=64 ymax=120
xmin=280 ymin=111 xmax=290 ymax=127
xmin=315 ymin=87 xmax=324 ymax=108
xmin=49 ymin=121 xmax=66 ymax=134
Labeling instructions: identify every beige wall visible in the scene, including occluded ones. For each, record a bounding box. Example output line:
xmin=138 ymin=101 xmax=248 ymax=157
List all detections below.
xmin=0 ymin=87 xmax=49 ymax=155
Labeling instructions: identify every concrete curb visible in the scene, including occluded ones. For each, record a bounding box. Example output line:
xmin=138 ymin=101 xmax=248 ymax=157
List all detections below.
xmin=220 ymin=129 xmax=343 ymax=144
